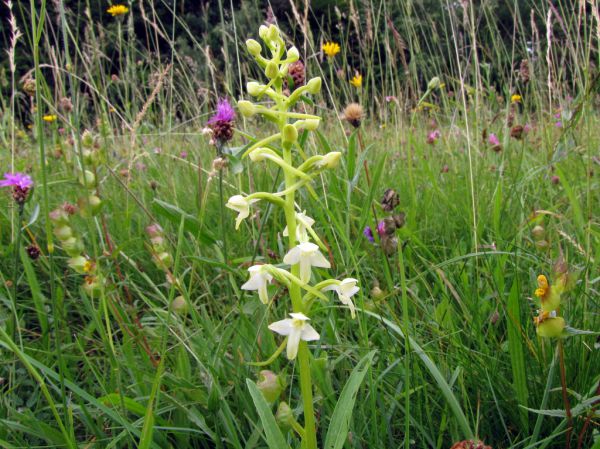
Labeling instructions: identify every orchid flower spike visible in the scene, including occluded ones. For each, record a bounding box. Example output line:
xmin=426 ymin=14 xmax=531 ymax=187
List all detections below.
xmin=268 ymin=312 xmax=320 ymax=360
xmin=283 ymin=211 xmax=315 ymax=243
xmin=283 ymin=241 xmax=330 ymax=283
xmin=322 ymin=278 xmax=360 ymax=318
xmin=226 ymin=195 xmax=259 ymax=229
xmin=242 ymin=265 xmax=273 ymax=304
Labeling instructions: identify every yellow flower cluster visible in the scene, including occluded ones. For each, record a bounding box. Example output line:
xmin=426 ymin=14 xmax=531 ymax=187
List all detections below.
xmin=322 ymin=41 xmax=340 ymax=58
xmin=107 ymin=4 xmax=129 ymax=16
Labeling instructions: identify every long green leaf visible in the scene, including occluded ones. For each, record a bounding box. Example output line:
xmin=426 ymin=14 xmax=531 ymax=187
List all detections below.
xmin=324 ymin=350 xmax=376 ymax=449
xmin=246 ymin=379 xmax=291 ymax=449
xmin=361 ymin=310 xmax=475 ymax=439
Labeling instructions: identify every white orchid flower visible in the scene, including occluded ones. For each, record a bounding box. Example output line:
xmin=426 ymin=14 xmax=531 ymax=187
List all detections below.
xmin=322 ymin=278 xmax=360 ymax=318
xmin=283 ymin=241 xmax=330 ymax=283
xmin=283 ymin=211 xmax=315 ymax=243
xmin=241 ymin=265 xmax=273 ymax=304
xmin=268 ymin=312 xmax=320 ymax=360
xmin=226 ymin=195 xmax=259 ymax=229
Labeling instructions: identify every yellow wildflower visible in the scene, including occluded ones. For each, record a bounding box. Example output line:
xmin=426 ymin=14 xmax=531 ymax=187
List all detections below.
xmin=534 ymin=274 xmax=548 ymax=298
xmin=107 ymin=4 xmax=129 ymax=16
xmin=42 ymin=114 xmax=57 ymax=123
xmin=350 ymin=73 xmax=362 ymax=88
xmin=534 ymin=274 xmax=561 ymax=312
xmin=511 ymin=94 xmax=522 ymax=103
xmin=322 ymin=41 xmax=340 ymax=58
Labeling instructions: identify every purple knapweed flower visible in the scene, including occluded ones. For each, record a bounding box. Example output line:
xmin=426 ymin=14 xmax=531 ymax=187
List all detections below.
xmin=0 ymin=172 xmax=33 ymax=189
xmin=377 ymin=220 xmax=386 ymax=236
xmin=208 ymin=98 xmax=236 ymax=143
xmin=488 ymin=133 xmax=500 ymax=146
xmin=180 ymin=151 xmax=188 ymax=159
xmin=1 ymin=172 xmax=33 ymax=205
xmin=427 ymin=130 xmax=441 ymax=144
xmin=363 ymin=226 xmax=375 ymax=243
xmin=208 ymin=98 xmax=236 ymax=124
xmin=555 ymin=121 xmax=563 ymax=128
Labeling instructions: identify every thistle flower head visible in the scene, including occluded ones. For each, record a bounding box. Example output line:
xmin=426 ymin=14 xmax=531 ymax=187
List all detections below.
xmin=0 ymin=172 xmax=33 ymax=190
xmin=342 ymin=103 xmax=364 ymax=128
xmin=208 ymin=98 xmax=236 ymax=143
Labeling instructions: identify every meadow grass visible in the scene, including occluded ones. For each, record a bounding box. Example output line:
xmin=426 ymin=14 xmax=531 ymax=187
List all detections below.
xmin=0 ymin=1 xmax=598 ymax=448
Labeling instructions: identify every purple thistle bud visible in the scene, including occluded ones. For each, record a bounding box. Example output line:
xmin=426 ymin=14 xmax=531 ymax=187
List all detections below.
xmin=488 ymin=133 xmax=500 ymax=146
xmin=363 ymin=226 xmax=374 ymax=243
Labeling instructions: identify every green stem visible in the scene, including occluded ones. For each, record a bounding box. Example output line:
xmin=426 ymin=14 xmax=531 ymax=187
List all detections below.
xmin=11 ymin=206 xmax=24 ymax=347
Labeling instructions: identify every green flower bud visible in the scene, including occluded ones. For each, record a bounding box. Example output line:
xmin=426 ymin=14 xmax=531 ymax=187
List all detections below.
xmin=257 ymin=370 xmax=284 ymax=403
xmin=265 ymin=61 xmax=279 ymax=79
xmin=267 ymin=24 xmax=279 ymax=42
xmin=318 ymin=151 xmax=341 ymax=169
xmin=54 ymin=225 xmax=73 ymax=241
xmin=79 ymin=170 xmax=96 ymax=188
xmin=63 ymin=237 xmax=84 ymax=257
xmin=87 ymin=195 xmax=103 ymax=215
xmin=258 ymin=25 xmax=269 ymax=41
xmin=68 ymin=255 xmax=89 ymax=274
xmin=303 ymin=119 xmax=320 ymax=131
xmin=157 ymin=251 xmax=173 ymax=269
xmin=537 ymin=316 xmax=566 ymax=338
xmin=172 ymin=296 xmax=189 ymax=314
xmin=282 ymin=124 xmax=298 ymax=143
xmin=81 ymin=129 xmax=94 ymax=148
xmin=306 ymin=77 xmax=322 ymax=95
xmin=531 ymin=225 xmax=545 ymax=241
xmin=49 ymin=208 xmax=69 ymax=225
xmin=275 ymin=401 xmax=294 ymax=429
xmin=237 ymin=100 xmax=256 ymax=117
xmin=371 ymin=285 xmax=385 ymax=300
xmin=428 ymin=76 xmax=441 ymax=90
xmin=247 ymin=82 xmax=263 ymax=97
xmin=287 ymin=46 xmax=299 ymax=62
xmin=246 ymin=39 xmax=262 ymax=56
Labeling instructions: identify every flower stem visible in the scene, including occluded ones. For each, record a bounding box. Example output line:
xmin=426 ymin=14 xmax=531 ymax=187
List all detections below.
xmin=283 ymin=141 xmax=318 ymax=449
xmin=558 ymin=340 xmax=573 ymax=449
xmin=11 ymin=205 xmax=24 ymax=347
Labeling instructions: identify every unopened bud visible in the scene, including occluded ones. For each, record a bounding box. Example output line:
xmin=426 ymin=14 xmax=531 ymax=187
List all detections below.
xmin=371 ymin=285 xmax=385 ymax=300
xmin=319 ymin=151 xmax=341 ymax=169
xmin=275 ymin=401 xmax=294 ymax=429
xmin=258 ymin=25 xmax=269 ymax=41
xmin=257 ymin=370 xmax=284 ymax=403
xmin=265 ymin=62 xmax=279 ymax=79
xmin=157 ymin=252 xmax=173 ymax=268
xmin=87 ymin=195 xmax=103 ymax=215
xmin=172 ymin=296 xmax=189 ymax=314
xmin=68 ymin=255 xmax=88 ymax=274
xmin=54 ymin=225 xmax=73 ymax=241
xmin=428 ymin=76 xmax=441 ymax=90
xmin=303 ymin=119 xmax=320 ymax=131
xmin=267 ymin=24 xmax=279 ymax=42
xmin=306 ymin=77 xmax=322 ymax=95
xmin=282 ymin=124 xmax=298 ymax=143
xmin=81 ymin=130 xmax=94 ymax=148
xmin=63 ymin=237 xmax=84 ymax=257
xmin=531 ymin=225 xmax=545 ymax=241
xmin=247 ymin=82 xmax=263 ymax=97
xmin=287 ymin=46 xmax=299 ymax=62
xmin=79 ymin=170 xmax=96 ymax=188
xmin=237 ymin=100 xmax=256 ymax=117
xmin=246 ymin=39 xmax=262 ymax=56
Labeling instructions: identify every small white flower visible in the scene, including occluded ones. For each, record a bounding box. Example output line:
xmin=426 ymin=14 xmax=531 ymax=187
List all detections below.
xmin=283 ymin=242 xmax=330 ymax=283
xmin=241 ymin=265 xmax=273 ymax=304
xmin=283 ymin=211 xmax=315 ymax=243
xmin=268 ymin=312 xmax=320 ymax=360
xmin=226 ymin=195 xmax=259 ymax=229
xmin=323 ymin=278 xmax=360 ymax=318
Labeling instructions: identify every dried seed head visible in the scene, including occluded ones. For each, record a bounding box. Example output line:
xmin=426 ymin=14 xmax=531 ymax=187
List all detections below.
xmin=343 ymin=103 xmax=364 ymax=128
xmin=381 ymin=188 xmax=400 ymax=212
xmin=59 ymin=97 xmax=73 ymax=113
xmin=510 ymin=125 xmax=524 ymax=140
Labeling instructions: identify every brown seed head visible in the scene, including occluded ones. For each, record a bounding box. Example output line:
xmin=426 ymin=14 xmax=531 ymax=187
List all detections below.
xmin=343 ymin=103 xmax=364 ymax=128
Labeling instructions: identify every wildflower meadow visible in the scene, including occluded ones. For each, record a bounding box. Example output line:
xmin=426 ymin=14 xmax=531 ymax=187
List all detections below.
xmin=0 ymin=1 xmax=598 ymax=448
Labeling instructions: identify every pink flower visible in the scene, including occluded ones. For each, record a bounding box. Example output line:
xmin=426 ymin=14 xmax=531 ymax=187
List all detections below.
xmin=488 ymin=133 xmax=500 ymax=146
xmin=377 ymin=220 xmax=385 ymax=236
xmin=524 ymin=123 xmax=533 ymax=133
xmin=0 ymin=172 xmax=33 ymax=189
xmin=180 ymin=151 xmax=188 ymax=158
xmin=427 ymin=130 xmax=441 ymax=144
xmin=555 ymin=121 xmax=563 ymax=128
xmin=208 ymin=98 xmax=236 ymax=125
xmin=385 ymin=96 xmax=397 ymax=103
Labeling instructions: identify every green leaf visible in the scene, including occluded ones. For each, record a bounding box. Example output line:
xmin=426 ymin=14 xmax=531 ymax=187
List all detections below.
xmin=361 ymin=309 xmax=475 ymax=439
xmin=506 ymin=280 xmax=529 ymax=431
xmin=246 ymin=379 xmax=291 ymax=449
xmin=324 ymin=350 xmax=376 ymax=449
xmin=138 ymin=362 xmax=165 ymax=449
xmin=152 ymin=199 xmax=216 ymax=245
